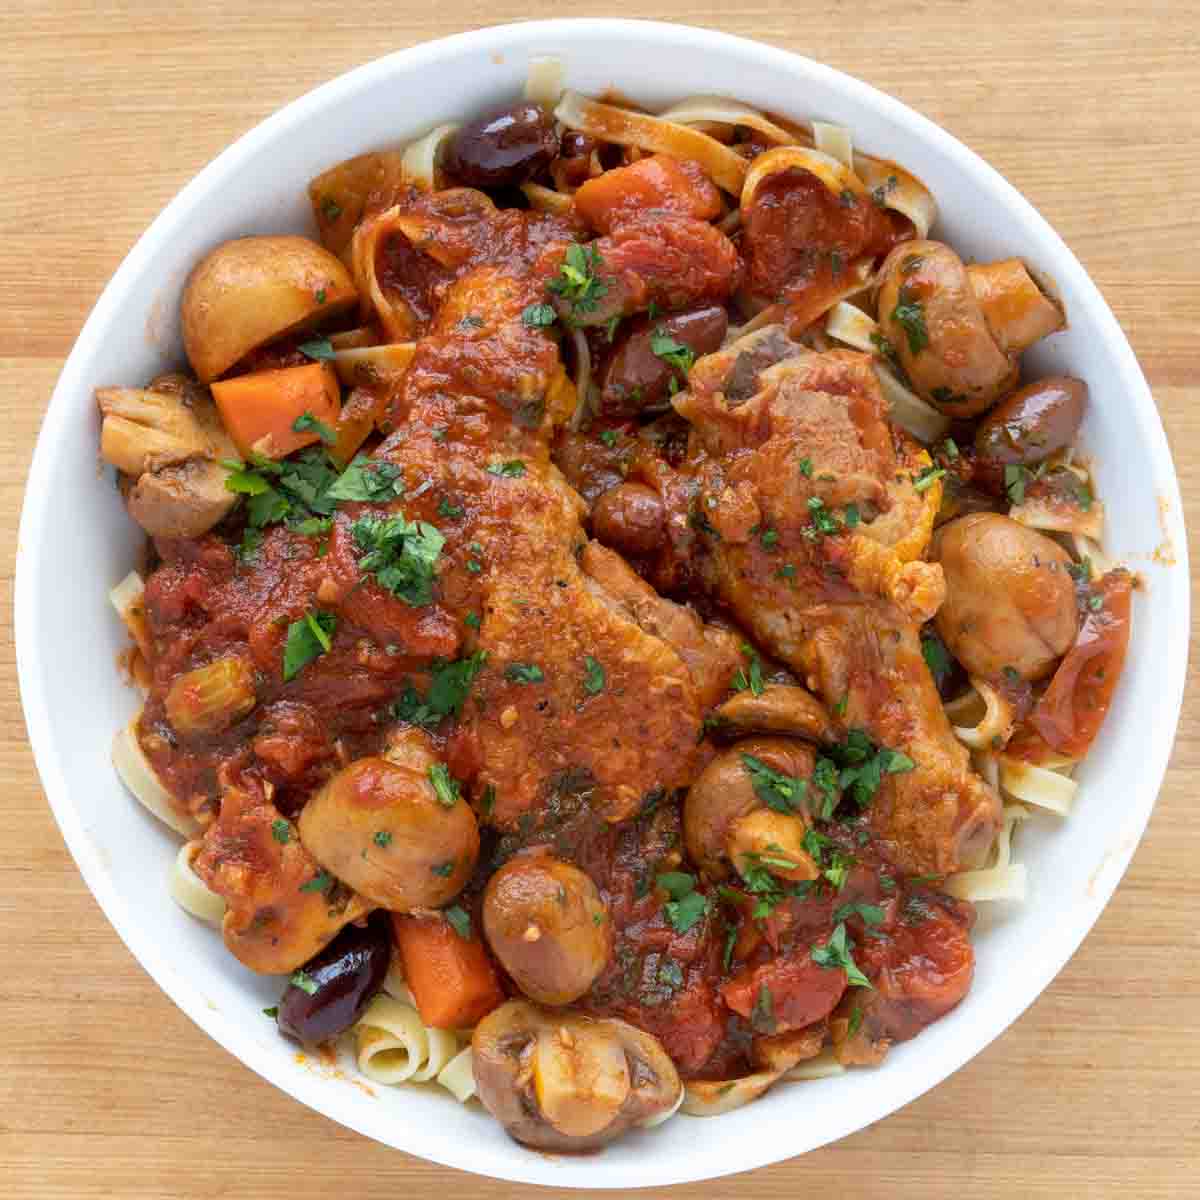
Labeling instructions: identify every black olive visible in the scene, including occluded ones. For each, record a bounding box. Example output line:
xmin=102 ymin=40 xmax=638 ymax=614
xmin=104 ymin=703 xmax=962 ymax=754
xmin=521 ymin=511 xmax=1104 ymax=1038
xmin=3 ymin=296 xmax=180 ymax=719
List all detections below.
xmin=275 ymin=912 xmax=391 ymax=1045
xmin=446 ymin=103 xmax=558 ymax=189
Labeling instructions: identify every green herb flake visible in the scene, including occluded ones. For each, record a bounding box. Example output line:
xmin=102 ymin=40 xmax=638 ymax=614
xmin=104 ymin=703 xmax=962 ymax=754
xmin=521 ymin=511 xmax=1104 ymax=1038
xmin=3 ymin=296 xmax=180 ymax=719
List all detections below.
xmin=263 ymin=1005 xmax=279 ymax=1018
xmin=522 ymin=302 xmax=557 ymax=328
xmin=445 ymin=904 xmax=472 ymax=940
xmin=742 ymin=753 xmax=806 ymax=815
xmin=438 ymin=497 xmax=465 ymax=519
xmin=598 ymin=429 xmax=619 ymax=448
xmin=292 ymin=410 xmax=337 ymax=445
xmin=373 ymin=831 xmax=392 ymax=848
xmin=326 ymin=453 xmax=405 ymax=503
xmin=299 ymin=872 xmax=333 ymax=894
xmin=833 ymin=901 xmax=886 ymax=927
xmin=428 ymin=763 xmax=461 ymax=808
xmin=290 ymin=970 xmax=318 ymax=995
xmin=733 ymin=642 xmax=765 ymax=697
xmin=431 ymin=860 xmax=454 ymax=877
xmin=890 ymin=286 xmax=929 ymax=356
xmin=271 ymin=818 xmax=292 ymax=844
xmin=650 ymin=328 xmax=697 ymax=376
xmin=486 ymin=459 xmax=527 ymax=478
xmin=799 ymin=456 xmax=814 ymax=478
xmin=298 ymin=337 xmax=336 ymax=362
xmin=504 ymin=662 xmax=544 ymax=685
xmin=547 ymin=243 xmax=609 ymax=320
xmin=751 ymin=984 xmax=776 ymax=1033
xmin=921 ymin=631 xmax=954 ymax=685
xmin=811 ymin=922 xmax=873 ymax=988
xmin=351 ymin=511 xmax=444 ymax=607
xmin=759 ymin=526 xmax=780 ymax=550
xmin=913 ymin=466 xmax=946 ymax=493
xmin=847 ymin=1003 xmax=864 ymax=1038
xmin=283 ymin=610 xmax=337 ymax=681
xmin=583 ymin=655 xmax=606 ymax=696
xmin=658 ymin=958 xmax=684 ymax=991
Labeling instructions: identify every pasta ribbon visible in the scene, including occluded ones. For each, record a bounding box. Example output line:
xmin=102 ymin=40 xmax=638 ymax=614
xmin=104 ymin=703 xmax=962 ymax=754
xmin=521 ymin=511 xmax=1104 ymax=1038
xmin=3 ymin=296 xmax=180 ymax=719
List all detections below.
xmin=946 ymin=803 xmax=1030 ymax=902
xmin=167 ymin=840 xmax=227 ymax=925
xmin=354 ymin=995 xmax=462 ymax=1087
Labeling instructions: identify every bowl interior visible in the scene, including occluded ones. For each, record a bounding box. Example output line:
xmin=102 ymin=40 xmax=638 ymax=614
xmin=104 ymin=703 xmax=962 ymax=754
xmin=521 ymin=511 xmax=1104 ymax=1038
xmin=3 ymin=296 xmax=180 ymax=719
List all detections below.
xmin=16 ymin=19 xmax=1189 ymax=1189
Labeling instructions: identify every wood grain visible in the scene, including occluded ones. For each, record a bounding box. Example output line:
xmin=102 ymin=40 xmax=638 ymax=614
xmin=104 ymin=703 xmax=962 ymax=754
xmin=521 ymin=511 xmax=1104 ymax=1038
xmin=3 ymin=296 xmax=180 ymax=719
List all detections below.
xmin=2 ymin=4 xmax=1197 ymax=1197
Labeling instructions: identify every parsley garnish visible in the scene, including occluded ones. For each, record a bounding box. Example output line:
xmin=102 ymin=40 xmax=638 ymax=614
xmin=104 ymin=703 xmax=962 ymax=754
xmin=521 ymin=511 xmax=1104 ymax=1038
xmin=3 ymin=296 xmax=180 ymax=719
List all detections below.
xmin=890 ymin=286 xmax=929 ymax=356
xmin=283 ymin=610 xmax=337 ymax=681
xmin=751 ymin=984 xmax=776 ymax=1033
xmin=833 ymin=901 xmax=886 ymax=927
xmin=428 ymin=763 xmax=461 ymax=808
xmin=658 ymin=872 xmax=711 ymax=934
xmin=759 ymin=526 xmax=780 ymax=549
xmin=547 ymin=243 xmax=609 ymax=321
xmin=298 ymin=337 xmax=335 ymax=361
xmin=445 ymin=905 xmax=472 ymax=939
xmin=271 ymin=818 xmax=292 ymax=844
xmin=821 ymin=728 xmax=915 ymax=811
xmin=650 ymin=328 xmax=697 ymax=376
xmin=290 ymin=970 xmax=318 ymax=995
xmin=504 ymin=662 xmax=544 ymax=684
xmin=326 ymin=454 xmax=405 ymax=503
xmin=464 ymin=611 xmax=481 ymax=629
xmin=391 ymin=651 xmax=488 ymax=727
xmin=776 ymin=563 xmax=797 ymax=581
xmin=806 ymin=496 xmax=843 ymax=538
xmin=658 ymin=959 xmax=684 ymax=991
xmin=263 ymin=1005 xmax=279 ymax=1019
xmin=292 ymin=411 xmax=336 ymax=445
xmin=742 ymin=753 xmax=806 ymax=814
xmin=811 ymin=922 xmax=873 ymax=988
xmin=847 ymin=1003 xmax=864 ymax=1038
xmin=583 ymin=656 xmax=606 ymax=695
xmin=431 ymin=860 xmax=454 ymax=877
xmin=913 ymin=466 xmax=945 ymax=493
xmin=921 ymin=631 xmax=955 ymax=688
xmin=522 ymin=302 xmax=557 ymax=328
xmin=351 ymin=512 xmax=444 ymax=607
xmin=1005 ymin=464 xmax=1034 ymax=506
xmin=486 ymin=459 xmax=527 ymax=478
xmin=598 ymin=429 xmax=619 ymax=448
xmin=437 ymin=497 xmax=465 ymax=519
xmin=299 ymin=872 xmax=333 ymax=894
xmin=733 ymin=642 xmax=764 ymax=697
xmin=798 ymin=456 xmax=814 ymax=478
xmin=373 ymin=831 xmax=392 ymax=848
xmin=319 ymin=195 xmax=342 ymax=222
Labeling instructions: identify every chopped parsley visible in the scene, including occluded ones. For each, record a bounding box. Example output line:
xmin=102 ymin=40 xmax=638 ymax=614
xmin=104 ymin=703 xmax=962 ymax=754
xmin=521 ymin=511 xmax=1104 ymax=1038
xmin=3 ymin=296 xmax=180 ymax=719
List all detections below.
xmin=299 ymin=872 xmax=333 ymax=894
xmin=298 ymin=337 xmax=336 ymax=362
xmin=1088 ymin=594 xmax=1103 ymax=612
xmin=598 ymin=429 xmax=619 ymax=448
xmin=445 ymin=904 xmax=472 ymax=939
xmin=913 ymin=465 xmax=946 ymax=493
xmin=776 ymin=563 xmax=797 ymax=582
xmin=741 ymin=753 xmax=807 ymax=814
xmin=428 ymin=763 xmax=461 ymax=808
xmin=319 ymin=195 xmax=342 ymax=223
xmin=373 ymin=831 xmax=393 ymax=848
xmin=263 ymin=1005 xmax=279 ymax=1019
xmin=504 ymin=662 xmax=544 ymax=685
xmin=522 ymin=302 xmax=557 ymax=328
xmin=833 ymin=901 xmax=886 ymax=927
xmin=758 ymin=526 xmax=780 ymax=549
xmin=431 ymin=860 xmax=454 ymax=877
xmin=282 ymin=610 xmax=337 ymax=681
xmin=733 ymin=642 xmax=764 ymax=697
xmin=486 ymin=459 xmax=527 ymax=478
xmin=650 ymin=329 xmax=697 ymax=376
xmin=658 ymin=872 xmax=711 ymax=934
xmin=292 ymin=410 xmax=337 ymax=445
xmin=751 ymin=984 xmax=776 ymax=1034
xmin=464 ymin=611 xmax=481 ymax=629
xmin=547 ymin=243 xmax=609 ymax=321
xmin=391 ymin=651 xmax=488 ymax=727
xmin=290 ymin=969 xmax=318 ymax=996
xmin=811 ymin=922 xmax=873 ymax=988
xmin=325 ymin=453 xmax=405 ymax=503
xmin=820 ymin=728 xmax=915 ymax=811
xmin=437 ymin=497 xmax=465 ymax=519
xmin=890 ymin=286 xmax=929 ymax=356
xmin=798 ymin=456 xmax=814 ymax=478
xmin=583 ymin=655 xmax=606 ymax=695
xmin=351 ymin=512 xmax=444 ymax=607
xmin=658 ymin=958 xmax=684 ymax=991
xmin=805 ymin=496 xmax=843 ymax=538
xmin=847 ymin=1003 xmax=864 ymax=1038
xmin=843 ymin=503 xmax=860 ymax=529
xmin=271 ymin=818 xmax=292 ymax=844
xmin=921 ymin=630 xmax=954 ymax=686
xmin=1005 ymin=464 xmax=1034 ymax=506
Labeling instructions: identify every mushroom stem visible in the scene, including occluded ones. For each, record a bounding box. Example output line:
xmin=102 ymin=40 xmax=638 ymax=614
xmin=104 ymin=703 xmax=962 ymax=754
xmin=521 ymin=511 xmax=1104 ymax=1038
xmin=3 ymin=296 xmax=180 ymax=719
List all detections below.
xmin=967 ymin=259 xmax=1065 ymax=354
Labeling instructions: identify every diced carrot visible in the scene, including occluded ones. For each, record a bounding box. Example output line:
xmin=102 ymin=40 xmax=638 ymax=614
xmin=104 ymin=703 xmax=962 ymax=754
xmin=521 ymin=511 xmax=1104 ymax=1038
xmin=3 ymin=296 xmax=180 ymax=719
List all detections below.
xmin=574 ymin=155 xmax=722 ymax=234
xmin=328 ymin=386 xmax=383 ymax=468
xmin=211 ymin=361 xmax=341 ymax=459
xmin=391 ymin=912 xmax=505 ymax=1030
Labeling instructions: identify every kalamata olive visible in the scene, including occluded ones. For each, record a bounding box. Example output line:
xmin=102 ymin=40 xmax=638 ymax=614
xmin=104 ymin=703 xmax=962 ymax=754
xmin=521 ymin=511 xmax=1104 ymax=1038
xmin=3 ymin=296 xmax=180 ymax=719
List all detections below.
xmin=600 ymin=305 xmax=728 ymax=416
xmin=592 ymin=483 xmax=666 ymax=556
xmin=445 ymin=103 xmax=558 ymax=189
xmin=276 ymin=912 xmax=391 ymax=1045
xmin=973 ymin=376 xmax=1088 ymax=493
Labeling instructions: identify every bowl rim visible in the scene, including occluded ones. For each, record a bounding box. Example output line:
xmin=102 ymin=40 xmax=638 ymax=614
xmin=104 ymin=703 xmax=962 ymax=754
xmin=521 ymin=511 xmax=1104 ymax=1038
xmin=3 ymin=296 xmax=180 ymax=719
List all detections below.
xmin=15 ymin=17 xmax=1190 ymax=1188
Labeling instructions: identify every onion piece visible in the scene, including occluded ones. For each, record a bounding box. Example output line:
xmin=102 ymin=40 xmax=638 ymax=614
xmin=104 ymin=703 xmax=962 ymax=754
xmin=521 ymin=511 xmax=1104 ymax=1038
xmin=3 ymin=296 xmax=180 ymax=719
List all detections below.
xmin=524 ymin=55 xmax=566 ymax=108
xmin=657 ymin=96 xmax=798 ymax=145
xmin=681 ymin=1070 xmax=782 ymax=1116
xmin=824 ymin=300 xmax=878 ymax=354
xmin=874 ymin=364 xmax=950 ymax=443
xmin=401 ymin=123 xmax=459 ymax=191
xmin=1011 ymin=494 xmax=1106 ymax=541
xmin=109 ymin=569 xmax=152 ymax=659
xmin=853 ymin=152 xmax=938 ymax=238
xmin=784 ymin=1050 xmax=846 ymax=1081
xmin=167 ymin=840 xmax=226 ymax=925
xmin=952 ymin=679 xmax=1016 ymax=750
xmin=554 ymin=91 xmax=748 ymax=194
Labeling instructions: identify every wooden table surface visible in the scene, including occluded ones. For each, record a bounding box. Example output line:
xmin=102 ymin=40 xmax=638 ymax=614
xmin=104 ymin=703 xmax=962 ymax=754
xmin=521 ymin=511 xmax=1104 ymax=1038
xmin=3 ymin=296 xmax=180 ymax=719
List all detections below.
xmin=2 ymin=3 xmax=1197 ymax=1196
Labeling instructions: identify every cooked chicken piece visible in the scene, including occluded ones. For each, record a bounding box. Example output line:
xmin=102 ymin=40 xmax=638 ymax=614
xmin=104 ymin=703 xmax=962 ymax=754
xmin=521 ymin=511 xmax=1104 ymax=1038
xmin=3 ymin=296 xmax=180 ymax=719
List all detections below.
xmin=579 ymin=541 xmax=743 ymax=709
xmin=673 ymin=341 xmax=1000 ymax=875
xmin=192 ymin=771 xmax=372 ymax=974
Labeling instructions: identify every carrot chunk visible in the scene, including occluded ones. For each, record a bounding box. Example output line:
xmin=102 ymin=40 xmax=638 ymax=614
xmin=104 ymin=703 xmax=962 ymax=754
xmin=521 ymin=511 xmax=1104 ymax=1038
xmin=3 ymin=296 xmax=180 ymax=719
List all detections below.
xmin=211 ymin=361 xmax=341 ymax=459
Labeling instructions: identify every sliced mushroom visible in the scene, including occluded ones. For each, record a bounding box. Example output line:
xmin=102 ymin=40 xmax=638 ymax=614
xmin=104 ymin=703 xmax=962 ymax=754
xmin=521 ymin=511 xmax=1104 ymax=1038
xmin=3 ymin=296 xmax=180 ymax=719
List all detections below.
xmin=182 ymin=235 xmax=357 ymax=382
xmin=97 ymin=375 xmax=240 ymax=538
xmin=472 ymin=1000 xmax=682 ymax=1150
xmin=709 ymin=683 xmax=835 ymax=744
xmin=684 ymin=737 xmax=819 ymax=881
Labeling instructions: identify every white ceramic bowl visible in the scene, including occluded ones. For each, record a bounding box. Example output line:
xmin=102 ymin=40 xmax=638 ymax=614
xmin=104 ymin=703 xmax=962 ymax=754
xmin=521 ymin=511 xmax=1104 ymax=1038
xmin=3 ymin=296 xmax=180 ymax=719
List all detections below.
xmin=16 ymin=18 xmax=1189 ymax=1188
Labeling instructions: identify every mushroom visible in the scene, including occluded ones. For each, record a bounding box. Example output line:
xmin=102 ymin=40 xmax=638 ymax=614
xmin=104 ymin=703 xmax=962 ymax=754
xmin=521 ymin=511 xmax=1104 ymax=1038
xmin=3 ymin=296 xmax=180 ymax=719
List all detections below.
xmin=97 ymin=374 xmax=241 ymax=537
xmin=933 ymin=512 xmax=1078 ymax=681
xmin=482 ymin=853 xmax=610 ymax=1006
xmin=472 ymin=1000 xmax=682 ymax=1150
xmin=683 ymin=737 xmax=820 ymax=881
xmin=876 ymin=240 xmax=1058 ymax=417
xmin=298 ymin=729 xmax=479 ymax=910
xmin=181 ymin=235 xmax=357 ymax=383
xmin=708 ymin=683 xmax=835 ymax=744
